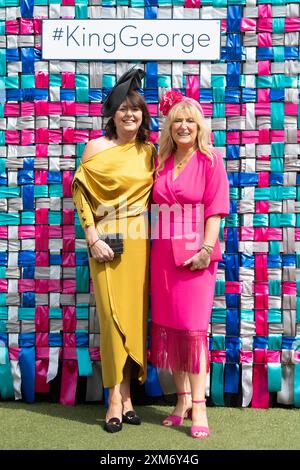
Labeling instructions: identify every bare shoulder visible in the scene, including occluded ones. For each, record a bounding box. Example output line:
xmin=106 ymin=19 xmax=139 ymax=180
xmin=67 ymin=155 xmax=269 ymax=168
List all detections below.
xmin=81 ymin=137 xmax=112 ymax=163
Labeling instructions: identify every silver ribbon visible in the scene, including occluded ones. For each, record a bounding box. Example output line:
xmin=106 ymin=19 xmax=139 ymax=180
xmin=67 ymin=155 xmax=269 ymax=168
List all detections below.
xmin=86 ymin=362 xmax=103 ymax=402
xmin=242 ymin=364 xmax=253 ymax=407
xmin=46 ymin=347 xmax=60 ymax=384
xmin=10 ymin=360 xmax=22 ymax=400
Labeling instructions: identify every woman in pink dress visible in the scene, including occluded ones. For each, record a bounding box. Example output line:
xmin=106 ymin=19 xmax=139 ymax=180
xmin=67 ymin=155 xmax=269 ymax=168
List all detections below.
xmin=150 ymin=91 xmax=230 ymax=438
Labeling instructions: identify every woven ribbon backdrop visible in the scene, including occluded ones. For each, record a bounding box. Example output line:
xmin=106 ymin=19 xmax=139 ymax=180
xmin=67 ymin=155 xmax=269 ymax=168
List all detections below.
xmin=0 ymin=0 xmax=299 ymax=409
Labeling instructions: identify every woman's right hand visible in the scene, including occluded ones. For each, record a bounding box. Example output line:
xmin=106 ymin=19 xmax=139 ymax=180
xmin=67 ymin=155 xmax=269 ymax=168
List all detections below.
xmin=90 ymin=239 xmax=114 ymax=262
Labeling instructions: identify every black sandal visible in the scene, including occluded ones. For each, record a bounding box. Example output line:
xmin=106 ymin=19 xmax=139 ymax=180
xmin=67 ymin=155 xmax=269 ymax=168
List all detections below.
xmin=104 ymin=417 xmax=123 ymax=433
xmin=122 ymin=410 xmax=141 ymax=425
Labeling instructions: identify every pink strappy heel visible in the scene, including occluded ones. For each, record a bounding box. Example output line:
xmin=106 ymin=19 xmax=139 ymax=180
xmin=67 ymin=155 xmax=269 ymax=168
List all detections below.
xmin=163 ymin=392 xmax=192 ymax=427
xmin=190 ymin=399 xmax=210 ymax=439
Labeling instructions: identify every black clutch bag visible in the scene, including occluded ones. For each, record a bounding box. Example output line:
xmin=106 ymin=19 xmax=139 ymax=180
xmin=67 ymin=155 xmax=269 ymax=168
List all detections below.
xmin=88 ymin=233 xmax=124 ymax=258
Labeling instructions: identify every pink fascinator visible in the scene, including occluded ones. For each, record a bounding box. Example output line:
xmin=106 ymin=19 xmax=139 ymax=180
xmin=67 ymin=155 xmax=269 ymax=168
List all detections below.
xmin=159 ymin=90 xmax=203 ymax=116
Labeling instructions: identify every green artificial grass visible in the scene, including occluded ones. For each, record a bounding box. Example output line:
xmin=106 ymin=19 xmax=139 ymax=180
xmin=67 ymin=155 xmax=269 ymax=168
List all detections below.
xmin=1 ymin=402 xmax=299 ymax=450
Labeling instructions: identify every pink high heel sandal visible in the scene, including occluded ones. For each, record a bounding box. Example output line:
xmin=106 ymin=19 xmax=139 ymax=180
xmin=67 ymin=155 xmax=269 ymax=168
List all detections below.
xmin=163 ymin=392 xmax=192 ymax=427
xmin=190 ymin=399 xmax=210 ymax=439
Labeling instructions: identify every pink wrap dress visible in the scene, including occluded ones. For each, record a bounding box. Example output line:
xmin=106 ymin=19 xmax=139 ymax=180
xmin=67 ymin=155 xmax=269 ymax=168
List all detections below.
xmin=150 ymin=149 xmax=230 ymax=374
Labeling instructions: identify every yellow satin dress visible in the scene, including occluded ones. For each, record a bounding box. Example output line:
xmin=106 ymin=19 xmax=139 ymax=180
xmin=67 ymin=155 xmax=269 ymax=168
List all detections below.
xmin=71 ymin=142 xmax=155 ymax=388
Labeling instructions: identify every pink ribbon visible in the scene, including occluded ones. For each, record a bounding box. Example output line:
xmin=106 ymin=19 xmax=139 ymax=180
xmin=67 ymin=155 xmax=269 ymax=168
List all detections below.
xmin=62 ymin=102 xmax=76 ymax=115
xmin=211 ymin=351 xmax=226 ymax=363
xmin=20 ymin=18 xmax=34 ymax=34
xmin=285 ymin=103 xmax=299 ymax=115
xmin=35 ymin=333 xmax=49 ymax=347
xmin=255 ymin=309 xmax=268 ymax=335
xmin=5 ymin=131 xmax=19 ymax=144
xmin=184 ymin=0 xmax=200 ymax=7
xmin=60 ymin=348 xmax=78 ymax=406
xmin=147 ymin=104 xmax=157 ymax=116
xmin=254 ymin=228 xmax=282 ymax=240
xmin=240 ymin=227 xmax=254 ymax=240
xmin=257 ymin=171 xmax=269 ymax=187
xmin=5 ymin=104 xmax=19 ymax=116
xmin=90 ymin=104 xmax=101 ymax=116
xmin=0 ymin=280 xmax=8 ymax=292
xmin=35 ymin=170 xmax=48 ymax=184
xmin=62 ymin=306 xmax=76 ymax=333
xmin=256 ymin=201 xmax=269 ymax=213
xmin=18 ymin=279 xmax=35 ymax=293
xmin=35 ymin=208 xmax=48 ymax=224
xmin=36 ymin=226 xmax=49 ymax=250
xmin=258 ymin=33 xmax=272 ymax=47
xmin=226 ymin=104 xmax=241 ymax=116
xmin=240 ymin=18 xmax=256 ymax=31
xmin=35 ymin=347 xmax=50 ymax=393
xmin=36 ymin=144 xmax=48 ymax=157
xmin=226 ymin=132 xmax=239 ymax=144
xmin=225 ymin=282 xmax=243 ymax=294
xmin=252 ymin=349 xmax=269 ymax=408
xmin=240 ymin=351 xmax=253 ymax=364
xmin=258 ymin=60 xmax=271 ymax=75
xmin=33 ymin=19 xmax=42 ymax=34
xmin=35 ymin=101 xmax=49 ymax=115
xmin=242 ymin=131 xmax=259 ymax=143
xmin=49 ymin=226 xmax=62 ymax=237
xmin=21 ymin=130 xmax=34 ymax=145
xmin=62 ymin=279 xmax=76 ymax=294
xmin=0 ymin=227 xmax=8 ymax=238
xmin=257 ymin=89 xmax=270 ymax=103
xmin=89 ymin=348 xmax=101 ymax=361
xmin=76 ymin=104 xmax=89 ymax=115
xmin=62 ymin=253 xmax=75 ymax=268
xmin=36 ymin=72 xmax=49 ymax=88
xmin=5 ymin=20 xmax=19 ymax=34
xmin=35 ymin=252 xmax=49 ymax=267
xmin=285 ymin=18 xmax=300 ymax=32
xmin=18 ymin=226 xmax=35 ymax=238
xmin=282 ymin=282 xmax=296 ymax=296
xmin=186 ymin=75 xmax=199 ymax=102
xmin=62 ymin=210 xmax=74 ymax=227
xmin=255 ymin=254 xmax=268 ymax=280
xmin=9 ymin=348 xmax=21 ymax=361
xmin=62 ymin=72 xmax=75 ymax=88
xmin=35 ymin=306 xmax=49 ymax=333
xmin=62 ymin=171 xmax=73 ymax=197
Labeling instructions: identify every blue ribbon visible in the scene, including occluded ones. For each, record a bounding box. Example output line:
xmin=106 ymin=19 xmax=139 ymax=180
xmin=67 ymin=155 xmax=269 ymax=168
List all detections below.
xmin=20 ymin=0 xmax=34 ymax=18
xmin=145 ymin=364 xmax=163 ymax=397
xmin=22 ymin=185 xmax=34 ymax=210
xmin=19 ymin=346 xmax=35 ymax=403
xmin=242 ymin=88 xmax=256 ymax=103
xmin=18 ymin=251 xmax=35 ymax=267
xmin=227 ymin=5 xmax=242 ymax=33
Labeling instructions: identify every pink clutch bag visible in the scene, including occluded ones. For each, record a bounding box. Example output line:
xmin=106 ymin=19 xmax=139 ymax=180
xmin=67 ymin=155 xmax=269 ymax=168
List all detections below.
xmin=171 ymin=233 xmax=222 ymax=267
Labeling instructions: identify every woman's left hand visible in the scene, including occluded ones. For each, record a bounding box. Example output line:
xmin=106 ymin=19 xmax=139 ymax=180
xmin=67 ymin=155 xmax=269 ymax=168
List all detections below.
xmin=182 ymin=249 xmax=211 ymax=271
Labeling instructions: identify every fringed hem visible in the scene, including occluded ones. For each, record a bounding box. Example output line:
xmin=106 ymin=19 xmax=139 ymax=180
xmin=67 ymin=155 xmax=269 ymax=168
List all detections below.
xmin=150 ymin=322 xmax=209 ymax=375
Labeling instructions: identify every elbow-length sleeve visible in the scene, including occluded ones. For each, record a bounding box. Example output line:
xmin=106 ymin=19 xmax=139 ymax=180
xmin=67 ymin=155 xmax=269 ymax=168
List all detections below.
xmin=202 ymin=150 xmax=230 ymax=221
xmin=71 ymin=165 xmax=95 ymax=229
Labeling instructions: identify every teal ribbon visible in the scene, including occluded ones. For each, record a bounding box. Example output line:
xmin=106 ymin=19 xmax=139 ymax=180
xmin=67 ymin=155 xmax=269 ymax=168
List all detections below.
xmin=0 ymin=348 xmax=15 ymax=399
xmin=294 ymin=364 xmax=300 ymax=407
xmin=211 ymin=363 xmax=224 ymax=406
xmin=268 ymin=364 xmax=282 ymax=392
xmin=76 ymin=348 xmax=93 ymax=377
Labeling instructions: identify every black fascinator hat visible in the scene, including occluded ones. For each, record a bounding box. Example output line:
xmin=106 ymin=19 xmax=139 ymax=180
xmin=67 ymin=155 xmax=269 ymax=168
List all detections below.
xmin=102 ymin=67 xmax=145 ymax=118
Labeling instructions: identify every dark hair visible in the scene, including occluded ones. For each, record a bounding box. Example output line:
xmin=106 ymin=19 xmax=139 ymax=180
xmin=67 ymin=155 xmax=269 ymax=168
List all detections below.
xmin=105 ymin=90 xmax=150 ymax=143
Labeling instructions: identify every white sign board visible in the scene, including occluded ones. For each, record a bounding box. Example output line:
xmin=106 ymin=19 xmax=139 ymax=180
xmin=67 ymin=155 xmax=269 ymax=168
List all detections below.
xmin=42 ymin=19 xmax=221 ymax=61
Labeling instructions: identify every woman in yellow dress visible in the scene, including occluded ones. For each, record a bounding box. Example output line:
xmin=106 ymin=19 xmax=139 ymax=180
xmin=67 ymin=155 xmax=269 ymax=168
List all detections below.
xmin=71 ymin=69 xmax=156 ymax=433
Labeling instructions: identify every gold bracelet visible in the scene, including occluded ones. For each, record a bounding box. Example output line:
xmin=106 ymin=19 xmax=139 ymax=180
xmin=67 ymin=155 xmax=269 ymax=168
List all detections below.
xmin=201 ymin=246 xmax=212 ymax=255
xmin=203 ymin=243 xmax=214 ymax=250
xmin=88 ymin=238 xmax=101 ymax=249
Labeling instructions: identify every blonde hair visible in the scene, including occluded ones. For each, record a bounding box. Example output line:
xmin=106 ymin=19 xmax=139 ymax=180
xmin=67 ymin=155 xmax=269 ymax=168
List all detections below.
xmin=157 ymin=101 xmax=215 ymax=174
